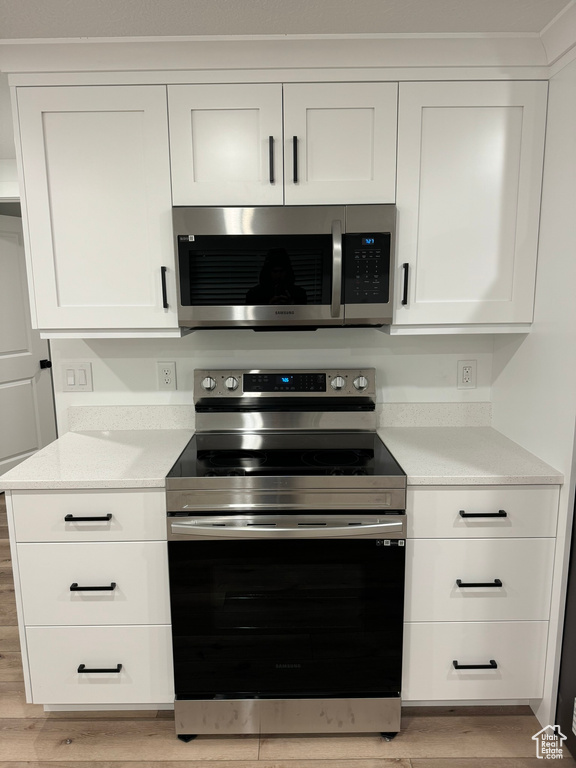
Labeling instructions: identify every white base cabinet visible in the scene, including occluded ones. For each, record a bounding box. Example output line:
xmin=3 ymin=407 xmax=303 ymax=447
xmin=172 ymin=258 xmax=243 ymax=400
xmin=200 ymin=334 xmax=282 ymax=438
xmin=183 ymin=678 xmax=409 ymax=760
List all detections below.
xmin=10 ymin=489 xmax=173 ymax=707
xmin=403 ymin=485 xmax=558 ymax=702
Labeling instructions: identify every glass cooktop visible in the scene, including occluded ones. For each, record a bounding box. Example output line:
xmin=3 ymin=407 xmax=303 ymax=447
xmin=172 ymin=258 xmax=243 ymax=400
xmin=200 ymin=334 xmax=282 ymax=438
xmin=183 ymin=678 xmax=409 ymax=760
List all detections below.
xmin=167 ymin=432 xmax=405 ymax=479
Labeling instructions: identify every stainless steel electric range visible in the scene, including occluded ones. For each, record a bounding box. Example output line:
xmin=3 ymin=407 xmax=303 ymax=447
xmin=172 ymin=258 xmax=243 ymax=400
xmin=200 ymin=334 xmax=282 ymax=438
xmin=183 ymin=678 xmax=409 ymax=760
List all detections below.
xmin=165 ymin=368 xmax=406 ymax=740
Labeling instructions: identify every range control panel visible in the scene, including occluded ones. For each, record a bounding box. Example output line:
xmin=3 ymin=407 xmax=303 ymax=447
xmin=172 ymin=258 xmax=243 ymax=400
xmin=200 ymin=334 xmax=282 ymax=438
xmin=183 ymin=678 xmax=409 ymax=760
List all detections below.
xmin=194 ymin=369 xmax=376 ymax=399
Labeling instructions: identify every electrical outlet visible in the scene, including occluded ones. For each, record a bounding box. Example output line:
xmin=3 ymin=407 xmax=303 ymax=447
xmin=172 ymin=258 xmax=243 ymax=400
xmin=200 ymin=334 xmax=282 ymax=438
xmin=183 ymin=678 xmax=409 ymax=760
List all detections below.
xmin=457 ymin=360 xmax=477 ymax=389
xmin=157 ymin=361 xmax=177 ymax=391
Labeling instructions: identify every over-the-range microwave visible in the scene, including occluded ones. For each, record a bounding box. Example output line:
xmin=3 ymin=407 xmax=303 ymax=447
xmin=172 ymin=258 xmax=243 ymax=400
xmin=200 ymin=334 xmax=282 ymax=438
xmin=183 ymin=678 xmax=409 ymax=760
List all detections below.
xmin=172 ymin=205 xmax=396 ymax=331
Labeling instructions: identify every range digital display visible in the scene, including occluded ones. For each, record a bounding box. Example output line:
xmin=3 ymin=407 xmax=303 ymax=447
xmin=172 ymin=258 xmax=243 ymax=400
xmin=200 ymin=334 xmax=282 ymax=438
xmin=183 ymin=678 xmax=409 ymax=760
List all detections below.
xmin=244 ymin=373 xmax=326 ymax=392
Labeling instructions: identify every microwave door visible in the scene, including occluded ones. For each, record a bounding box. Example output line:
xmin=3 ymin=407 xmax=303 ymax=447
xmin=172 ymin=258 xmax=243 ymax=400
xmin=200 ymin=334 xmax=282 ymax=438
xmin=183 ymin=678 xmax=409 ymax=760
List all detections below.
xmin=177 ymin=231 xmax=344 ymax=329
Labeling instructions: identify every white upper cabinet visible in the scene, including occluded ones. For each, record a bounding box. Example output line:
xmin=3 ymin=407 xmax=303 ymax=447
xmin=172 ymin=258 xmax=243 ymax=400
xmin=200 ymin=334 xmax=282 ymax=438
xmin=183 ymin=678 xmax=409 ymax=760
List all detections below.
xmin=17 ymin=85 xmax=178 ymax=333
xmin=393 ymin=81 xmax=547 ymax=330
xmin=168 ymin=84 xmax=284 ymax=206
xmin=283 ymin=83 xmax=397 ymax=205
xmin=168 ymin=82 xmax=398 ymax=206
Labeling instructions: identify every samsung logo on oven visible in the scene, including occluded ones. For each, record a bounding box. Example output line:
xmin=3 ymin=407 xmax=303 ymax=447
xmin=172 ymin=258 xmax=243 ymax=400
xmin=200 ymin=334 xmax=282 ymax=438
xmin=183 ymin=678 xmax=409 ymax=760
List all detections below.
xmin=275 ymin=663 xmax=302 ymax=669
xmin=275 ymin=310 xmax=295 ymax=315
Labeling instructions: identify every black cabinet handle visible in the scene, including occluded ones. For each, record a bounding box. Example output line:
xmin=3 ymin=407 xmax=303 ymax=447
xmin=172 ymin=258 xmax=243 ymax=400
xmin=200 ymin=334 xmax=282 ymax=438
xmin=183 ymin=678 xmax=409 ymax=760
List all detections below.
xmin=39 ymin=359 xmax=52 ymax=369
xmin=459 ymin=510 xmax=507 ymax=518
xmin=78 ymin=664 xmax=122 ymax=674
xmin=65 ymin=514 xmax=112 ymax=522
xmin=453 ymin=659 xmax=497 ymax=670
xmin=401 ymin=263 xmax=409 ymax=305
xmin=70 ymin=582 xmax=117 ymax=592
xmin=161 ymin=266 xmax=169 ymax=309
xmin=269 ymin=136 xmax=275 ymax=184
xmin=456 ymin=578 xmax=503 ymax=588
xmin=293 ymin=136 xmax=298 ymax=184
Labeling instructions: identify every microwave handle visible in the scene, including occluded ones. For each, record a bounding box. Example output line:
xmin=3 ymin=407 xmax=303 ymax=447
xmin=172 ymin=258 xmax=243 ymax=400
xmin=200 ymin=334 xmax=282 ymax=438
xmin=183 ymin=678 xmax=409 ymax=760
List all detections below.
xmin=331 ymin=220 xmax=343 ymax=318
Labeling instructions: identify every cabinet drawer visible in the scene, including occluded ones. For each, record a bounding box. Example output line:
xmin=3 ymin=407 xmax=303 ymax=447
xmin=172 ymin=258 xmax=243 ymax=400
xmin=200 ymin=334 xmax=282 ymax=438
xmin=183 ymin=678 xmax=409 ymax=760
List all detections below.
xmin=405 ymin=538 xmax=554 ymax=621
xmin=402 ymin=621 xmax=547 ymax=701
xmin=408 ymin=486 xmax=559 ymax=539
xmin=12 ymin=489 xmax=166 ymax=542
xmin=18 ymin=542 xmax=170 ymax=626
xmin=26 ymin=625 xmax=174 ymax=704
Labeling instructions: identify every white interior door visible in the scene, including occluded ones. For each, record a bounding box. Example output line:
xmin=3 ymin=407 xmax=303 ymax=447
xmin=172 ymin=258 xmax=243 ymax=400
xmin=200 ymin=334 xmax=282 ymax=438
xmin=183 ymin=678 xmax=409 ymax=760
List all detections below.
xmin=0 ymin=214 xmax=56 ymax=475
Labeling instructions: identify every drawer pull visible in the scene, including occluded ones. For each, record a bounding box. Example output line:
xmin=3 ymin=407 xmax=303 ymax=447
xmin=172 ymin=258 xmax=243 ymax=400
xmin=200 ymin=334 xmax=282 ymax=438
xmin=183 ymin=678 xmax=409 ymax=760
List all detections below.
xmin=78 ymin=663 xmax=122 ymax=674
xmin=459 ymin=510 xmax=507 ymax=518
xmin=453 ymin=659 xmax=497 ymax=670
xmin=70 ymin=582 xmax=117 ymax=592
xmin=65 ymin=514 xmax=113 ymax=522
xmin=456 ymin=578 xmax=503 ymax=588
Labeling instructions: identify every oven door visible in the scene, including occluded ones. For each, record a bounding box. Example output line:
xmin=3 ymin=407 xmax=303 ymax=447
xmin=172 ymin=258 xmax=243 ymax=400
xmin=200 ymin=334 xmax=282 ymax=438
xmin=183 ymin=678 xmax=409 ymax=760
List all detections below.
xmin=167 ymin=513 xmax=405 ymax=701
xmin=173 ymin=206 xmax=345 ymax=329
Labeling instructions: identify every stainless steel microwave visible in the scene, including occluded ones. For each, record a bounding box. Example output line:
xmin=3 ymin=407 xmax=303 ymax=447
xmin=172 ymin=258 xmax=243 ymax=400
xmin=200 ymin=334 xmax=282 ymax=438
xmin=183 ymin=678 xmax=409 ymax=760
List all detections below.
xmin=172 ymin=205 xmax=396 ymax=330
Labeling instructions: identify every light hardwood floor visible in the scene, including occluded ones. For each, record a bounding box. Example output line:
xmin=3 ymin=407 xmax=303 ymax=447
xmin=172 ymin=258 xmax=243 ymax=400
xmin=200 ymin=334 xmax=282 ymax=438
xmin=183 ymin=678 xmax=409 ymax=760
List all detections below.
xmin=0 ymin=492 xmax=574 ymax=767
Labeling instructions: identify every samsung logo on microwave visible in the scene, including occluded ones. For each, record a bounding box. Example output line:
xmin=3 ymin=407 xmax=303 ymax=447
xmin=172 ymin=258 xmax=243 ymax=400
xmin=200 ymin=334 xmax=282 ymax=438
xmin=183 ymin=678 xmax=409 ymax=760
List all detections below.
xmin=276 ymin=663 xmax=302 ymax=669
xmin=275 ymin=310 xmax=295 ymax=315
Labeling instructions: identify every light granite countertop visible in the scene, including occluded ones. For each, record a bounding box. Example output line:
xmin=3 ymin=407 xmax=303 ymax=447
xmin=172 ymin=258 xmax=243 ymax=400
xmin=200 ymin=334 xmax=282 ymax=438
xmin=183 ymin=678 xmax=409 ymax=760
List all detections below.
xmin=0 ymin=425 xmax=562 ymax=491
xmin=379 ymin=426 xmax=563 ymax=486
xmin=0 ymin=429 xmax=193 ymax=490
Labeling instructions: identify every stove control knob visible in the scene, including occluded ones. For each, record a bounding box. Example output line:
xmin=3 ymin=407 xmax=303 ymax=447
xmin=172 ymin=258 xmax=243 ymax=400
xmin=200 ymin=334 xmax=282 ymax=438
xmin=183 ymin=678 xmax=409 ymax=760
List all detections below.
xmin=331 ymin=376 xmax=346 ymax=391
xmin=224 ymin=376 xmax=239 ymax=391
xmin=201 ymin=376 xmax=216 ymax=392
xmin=353 ymin=375 xmax=369 ymax=391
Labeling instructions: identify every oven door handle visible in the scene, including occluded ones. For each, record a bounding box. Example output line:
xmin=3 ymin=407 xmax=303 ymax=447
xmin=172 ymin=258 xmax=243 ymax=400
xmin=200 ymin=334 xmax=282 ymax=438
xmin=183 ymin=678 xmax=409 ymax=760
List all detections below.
xmin=170 ymin=518 xmax=404 ymax=538
xmin=331 ymin=219 xmax=343 ymax=319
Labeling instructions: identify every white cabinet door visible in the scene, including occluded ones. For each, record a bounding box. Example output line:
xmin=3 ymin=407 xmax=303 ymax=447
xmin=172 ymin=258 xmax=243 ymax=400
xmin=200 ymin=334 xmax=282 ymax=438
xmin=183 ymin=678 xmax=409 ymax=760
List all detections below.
xmin=403 ymin=621 xmax=547 ymax=701
xmin=17 ymin=86 xmax=178 ymax=331
xmin=394 ymin=81 xmax=547 ymax=327
xmin=408 ymin=486 xmax=559 ymax=539
xmin=18 ymin=542 xmax=170 ymax=626
xmin=283 ymin=83 xmax=397 ymax=205
xmin=168 ymin=84 xmax=283 ymax=206
xmin=404 ymin=538 xmax=555 ymax=622
xmin=26 ymin=625 xmax=174 ymax=704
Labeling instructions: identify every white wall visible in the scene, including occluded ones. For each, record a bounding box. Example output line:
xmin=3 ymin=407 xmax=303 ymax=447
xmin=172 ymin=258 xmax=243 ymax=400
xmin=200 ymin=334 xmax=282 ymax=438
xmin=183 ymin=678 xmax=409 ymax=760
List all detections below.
xmin=50 ymin=330 xmax=494 ymax=432
xmin=492 ymin=57 xmax=576 ymax=476
xmin=491 ymin=56 xmax=576 ymax=726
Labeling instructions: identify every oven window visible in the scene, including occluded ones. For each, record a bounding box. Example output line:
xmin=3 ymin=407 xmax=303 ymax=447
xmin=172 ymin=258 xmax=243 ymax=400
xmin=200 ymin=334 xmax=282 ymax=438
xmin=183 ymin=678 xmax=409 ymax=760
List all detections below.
xmin=178 ymin=234 xmax=332 ymax=307
xmin=168 ymin=539 xmax=405 ymax=699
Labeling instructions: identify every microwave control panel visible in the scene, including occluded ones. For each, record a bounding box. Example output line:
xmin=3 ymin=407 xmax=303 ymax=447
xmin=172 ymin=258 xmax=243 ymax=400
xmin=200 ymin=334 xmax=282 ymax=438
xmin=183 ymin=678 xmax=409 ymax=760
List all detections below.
xmin=344 ymin=233 xmax=390 ymax=305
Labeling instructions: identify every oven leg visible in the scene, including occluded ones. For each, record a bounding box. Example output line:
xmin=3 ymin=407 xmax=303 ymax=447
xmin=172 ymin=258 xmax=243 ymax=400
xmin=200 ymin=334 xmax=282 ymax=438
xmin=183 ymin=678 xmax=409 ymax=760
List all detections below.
xmin=177 ymin=734 xmax=198 ymax=742
xmin=381 ymin=732 xmax=398 ymax=741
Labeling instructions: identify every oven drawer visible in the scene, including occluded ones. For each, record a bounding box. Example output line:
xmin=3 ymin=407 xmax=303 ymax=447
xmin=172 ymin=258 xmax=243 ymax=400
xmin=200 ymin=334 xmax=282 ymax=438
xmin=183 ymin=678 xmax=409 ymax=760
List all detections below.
xmin=402 ymin=621 xmax=547 ymax=701
xmin=404 ymin=538 xmax=554 ymax=622
xmin=25 ymin=625 xmax=174 ymax=704
xmin=407 ymin=486 xmax=559 ymax=539
xmin=17 ymin=542 xmax=170 ymax=626
xmin=11 ymin=490 xmax=166 ymax=542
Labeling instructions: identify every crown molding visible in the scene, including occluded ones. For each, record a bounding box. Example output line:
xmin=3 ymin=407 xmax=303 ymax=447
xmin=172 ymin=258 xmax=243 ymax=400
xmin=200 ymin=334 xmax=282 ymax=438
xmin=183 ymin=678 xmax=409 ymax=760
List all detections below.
xmin=0 ymin=33 xmax=550 ymax=75
xmin=540 ymin=0 xmax=576 ymax=65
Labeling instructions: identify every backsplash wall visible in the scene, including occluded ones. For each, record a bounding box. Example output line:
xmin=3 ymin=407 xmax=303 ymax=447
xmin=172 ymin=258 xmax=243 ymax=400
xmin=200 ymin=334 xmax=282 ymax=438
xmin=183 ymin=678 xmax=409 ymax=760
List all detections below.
xmin=50 ymin=330 xmax=494 ymax=433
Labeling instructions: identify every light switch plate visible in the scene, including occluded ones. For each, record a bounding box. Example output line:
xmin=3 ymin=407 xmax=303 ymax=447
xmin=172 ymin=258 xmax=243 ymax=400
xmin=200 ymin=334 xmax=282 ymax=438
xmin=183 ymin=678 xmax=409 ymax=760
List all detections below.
xmin=61 ymin=362 xmax=93 ymax=392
